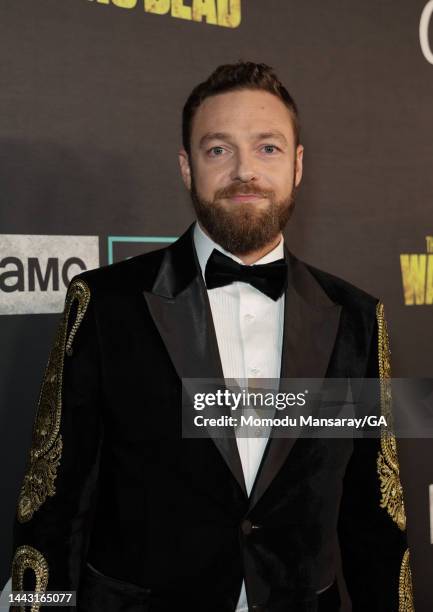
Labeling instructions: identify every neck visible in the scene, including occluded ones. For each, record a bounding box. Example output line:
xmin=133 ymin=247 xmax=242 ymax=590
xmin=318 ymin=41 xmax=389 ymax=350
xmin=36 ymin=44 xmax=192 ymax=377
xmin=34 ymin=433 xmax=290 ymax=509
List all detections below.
xmin=196 ymin=221 xmax=283 ymax=265
xmin=234 ymin=234 xmax=282 ymax=265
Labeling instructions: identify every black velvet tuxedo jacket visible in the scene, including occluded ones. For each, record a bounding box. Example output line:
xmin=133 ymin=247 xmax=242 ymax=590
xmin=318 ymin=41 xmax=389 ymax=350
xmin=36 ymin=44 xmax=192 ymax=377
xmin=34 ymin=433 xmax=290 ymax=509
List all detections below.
xmin=11 ymin=224 xmax=412 ymax=612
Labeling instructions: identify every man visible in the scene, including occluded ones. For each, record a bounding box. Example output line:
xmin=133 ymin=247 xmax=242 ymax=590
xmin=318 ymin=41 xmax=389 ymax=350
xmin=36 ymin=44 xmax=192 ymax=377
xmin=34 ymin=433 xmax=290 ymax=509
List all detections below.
xmin=11 ymin=62 xmax=413 ymax=611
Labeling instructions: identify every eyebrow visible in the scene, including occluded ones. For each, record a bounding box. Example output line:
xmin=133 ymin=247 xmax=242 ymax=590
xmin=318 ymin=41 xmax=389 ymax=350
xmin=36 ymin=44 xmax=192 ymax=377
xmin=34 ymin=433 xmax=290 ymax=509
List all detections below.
xmin=198 ymin=131 xmax=289 ymax=148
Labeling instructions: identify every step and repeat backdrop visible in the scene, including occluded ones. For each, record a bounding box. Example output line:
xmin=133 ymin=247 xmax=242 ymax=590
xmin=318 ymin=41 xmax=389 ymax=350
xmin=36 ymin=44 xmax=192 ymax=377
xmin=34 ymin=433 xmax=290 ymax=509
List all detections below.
xmin=1 ymin=0 xmax=432 ymax=608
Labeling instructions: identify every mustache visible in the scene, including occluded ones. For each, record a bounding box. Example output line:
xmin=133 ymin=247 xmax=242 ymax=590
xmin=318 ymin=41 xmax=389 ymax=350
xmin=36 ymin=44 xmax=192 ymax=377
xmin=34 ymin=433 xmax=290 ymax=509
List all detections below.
xmin=214 ymin=183 xmax=274 ymax=200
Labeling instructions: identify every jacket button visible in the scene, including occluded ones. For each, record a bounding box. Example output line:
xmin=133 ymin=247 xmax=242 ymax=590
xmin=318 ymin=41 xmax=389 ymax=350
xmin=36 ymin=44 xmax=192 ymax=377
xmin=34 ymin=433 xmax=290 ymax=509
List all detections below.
xmin=241 ymin=519 xmax=260 ymax=535
xmin=251 ymin=606 xmax=267 ymax=611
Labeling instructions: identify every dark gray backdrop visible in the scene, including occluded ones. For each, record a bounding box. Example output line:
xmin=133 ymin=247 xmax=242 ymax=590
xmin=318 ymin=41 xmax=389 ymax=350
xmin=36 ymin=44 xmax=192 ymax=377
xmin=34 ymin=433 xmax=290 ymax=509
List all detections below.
xmin=1 ymin=1 xmax=432 ymax=609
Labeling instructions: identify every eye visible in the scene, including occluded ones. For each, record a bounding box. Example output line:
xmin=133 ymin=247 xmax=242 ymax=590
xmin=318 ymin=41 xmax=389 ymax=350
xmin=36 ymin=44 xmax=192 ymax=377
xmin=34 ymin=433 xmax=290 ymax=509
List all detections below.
xmin=208 ymin=146 xmax=226 ymax=157
xmin=262 ymin=144 xmax=279 ymax=154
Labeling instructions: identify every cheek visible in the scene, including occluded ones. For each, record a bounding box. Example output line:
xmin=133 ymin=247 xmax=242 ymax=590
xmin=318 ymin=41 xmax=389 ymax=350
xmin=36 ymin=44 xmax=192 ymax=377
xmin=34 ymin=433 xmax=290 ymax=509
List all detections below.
xmin=260 ymin=168 xmax=290 ymax=192
xmin=194 ymin=163 xmax=228 ymax=195
xmin=269 ymin=162 xmax=296 ymax=190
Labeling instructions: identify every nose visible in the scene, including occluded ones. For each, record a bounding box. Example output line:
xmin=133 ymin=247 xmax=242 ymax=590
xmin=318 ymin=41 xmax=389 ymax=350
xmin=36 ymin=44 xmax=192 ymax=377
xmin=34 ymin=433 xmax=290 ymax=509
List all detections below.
xmin=230 ymin=149 xmax=258 ymax=183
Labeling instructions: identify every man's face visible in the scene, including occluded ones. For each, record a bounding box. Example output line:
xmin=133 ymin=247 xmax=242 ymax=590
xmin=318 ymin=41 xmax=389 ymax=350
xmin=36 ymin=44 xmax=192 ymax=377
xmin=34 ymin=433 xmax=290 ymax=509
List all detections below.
xmin=179 ymin=89 xmax=304 ymax=255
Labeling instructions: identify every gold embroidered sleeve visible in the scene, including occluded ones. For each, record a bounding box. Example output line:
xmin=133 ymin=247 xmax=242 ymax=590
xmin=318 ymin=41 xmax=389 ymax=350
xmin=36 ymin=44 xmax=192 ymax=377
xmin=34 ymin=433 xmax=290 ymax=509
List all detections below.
xmin=399 ymin=548 xmax=414 ymax=612
xmin=11 ymin=545 xmax=49 ymax=612
xmin=17 ymin=279 xmax=91 ymax=523
xmin=376 ymin=302 xmax=415 ymax=610
xmin=376 ymin=301 xmax=406 ymax=531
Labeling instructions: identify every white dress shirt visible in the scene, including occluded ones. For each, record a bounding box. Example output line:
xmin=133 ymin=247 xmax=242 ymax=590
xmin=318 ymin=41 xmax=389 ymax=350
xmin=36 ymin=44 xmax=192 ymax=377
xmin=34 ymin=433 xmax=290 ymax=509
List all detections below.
xmin=193 ymin=221 xmax=285 ymax=612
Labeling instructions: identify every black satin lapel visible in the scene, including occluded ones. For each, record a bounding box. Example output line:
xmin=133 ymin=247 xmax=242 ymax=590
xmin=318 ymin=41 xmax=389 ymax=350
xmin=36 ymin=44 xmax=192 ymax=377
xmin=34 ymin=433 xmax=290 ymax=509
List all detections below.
xmin=279 ymin=287 xmax=342 ymax=381
xmin=249 ymin=264 xmax=342 ymax=510
xmin=143 ymin=269 xmax=247 ymax=497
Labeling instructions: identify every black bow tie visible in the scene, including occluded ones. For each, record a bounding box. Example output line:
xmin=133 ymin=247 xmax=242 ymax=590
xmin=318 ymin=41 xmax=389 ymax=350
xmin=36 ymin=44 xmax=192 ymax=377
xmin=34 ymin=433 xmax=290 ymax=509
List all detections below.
xmin=204 ymin=248 xmax=287 ymax=301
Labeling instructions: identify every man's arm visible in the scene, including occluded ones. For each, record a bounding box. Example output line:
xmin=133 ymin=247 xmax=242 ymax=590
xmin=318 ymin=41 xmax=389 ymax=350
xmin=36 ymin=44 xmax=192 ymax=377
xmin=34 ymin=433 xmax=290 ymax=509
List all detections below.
xmin=337 ymin=302 xmax=414 ymax=612
xmin=10 ymin=277 xmax=103 ymax=610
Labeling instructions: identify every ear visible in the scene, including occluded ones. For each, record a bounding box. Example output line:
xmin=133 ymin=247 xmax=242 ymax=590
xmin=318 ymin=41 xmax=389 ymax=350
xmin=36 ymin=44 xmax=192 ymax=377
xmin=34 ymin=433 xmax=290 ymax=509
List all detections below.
xmin=294 ymin=144 xmax=304 ymax=187
xmin=178 ymin=149 xmax=192 ymax=191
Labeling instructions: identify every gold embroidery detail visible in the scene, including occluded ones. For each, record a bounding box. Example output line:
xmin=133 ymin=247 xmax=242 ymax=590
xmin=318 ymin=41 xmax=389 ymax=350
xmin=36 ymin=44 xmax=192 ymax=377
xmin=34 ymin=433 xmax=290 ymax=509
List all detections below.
xmin=17 ymin=279 xmax=91 ymax=523
xmin=399 ymin=549 xmax=414 ymax=611
xmin=376 ymin=301 xmax=406 ymax=531
xmin=65 ymin=280 xmax=91 ymax=356
xmin=11 ymin=545 xmax=49 ymax=612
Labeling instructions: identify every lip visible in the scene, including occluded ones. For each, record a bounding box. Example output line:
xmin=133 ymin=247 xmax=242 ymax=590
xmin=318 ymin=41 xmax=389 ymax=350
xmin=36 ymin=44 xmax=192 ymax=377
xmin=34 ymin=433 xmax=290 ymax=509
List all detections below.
xmin=228 ymin=194 xmax=264 ymax=202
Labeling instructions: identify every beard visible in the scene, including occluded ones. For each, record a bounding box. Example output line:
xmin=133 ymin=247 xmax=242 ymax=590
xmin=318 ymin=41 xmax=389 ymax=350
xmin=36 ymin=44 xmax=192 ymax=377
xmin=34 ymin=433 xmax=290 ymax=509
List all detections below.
xmin=190 ymin=171 xmax=297 ymax=255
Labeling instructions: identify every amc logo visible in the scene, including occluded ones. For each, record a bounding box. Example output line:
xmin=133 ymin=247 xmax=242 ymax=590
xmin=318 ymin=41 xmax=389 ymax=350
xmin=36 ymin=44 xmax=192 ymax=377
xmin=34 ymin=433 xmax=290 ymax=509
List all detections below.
xmin=0 ymin=235 xmax=99 ymax=315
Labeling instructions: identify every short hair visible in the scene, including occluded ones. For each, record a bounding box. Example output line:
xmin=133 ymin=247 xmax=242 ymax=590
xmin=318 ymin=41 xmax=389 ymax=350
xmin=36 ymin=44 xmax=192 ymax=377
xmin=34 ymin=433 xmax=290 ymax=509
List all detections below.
xmin=182 ymin=61 xmax=300 ymax=156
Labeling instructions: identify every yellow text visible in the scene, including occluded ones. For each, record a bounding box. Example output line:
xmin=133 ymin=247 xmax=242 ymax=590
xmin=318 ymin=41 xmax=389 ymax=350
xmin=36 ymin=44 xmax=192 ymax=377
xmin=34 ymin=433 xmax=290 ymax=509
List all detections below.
xmin=89 ymin=0 xmax=242 ymax=28
xmin=400 ymin=254 xmax=433 ymax=305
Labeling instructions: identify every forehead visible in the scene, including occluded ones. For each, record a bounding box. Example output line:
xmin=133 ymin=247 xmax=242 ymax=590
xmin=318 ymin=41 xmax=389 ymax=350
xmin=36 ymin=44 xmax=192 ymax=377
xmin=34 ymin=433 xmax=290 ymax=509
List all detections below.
xmin=191 ymin=89 xmax=295 ymax=144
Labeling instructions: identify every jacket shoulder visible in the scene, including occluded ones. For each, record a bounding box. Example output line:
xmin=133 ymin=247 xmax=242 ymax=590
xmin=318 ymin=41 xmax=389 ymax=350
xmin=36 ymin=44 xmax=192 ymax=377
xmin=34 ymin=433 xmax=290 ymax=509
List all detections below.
xmin=69 ymin=246 xmax=166 ymax=295
xmin=303 ymin=260 xmax=379 ymax=314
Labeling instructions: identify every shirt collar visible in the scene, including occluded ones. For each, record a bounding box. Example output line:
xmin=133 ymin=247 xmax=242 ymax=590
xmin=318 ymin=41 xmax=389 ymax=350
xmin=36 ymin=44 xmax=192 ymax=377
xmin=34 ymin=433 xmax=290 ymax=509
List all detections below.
xmin=193 ymin=220 xmax=285 ymax=280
